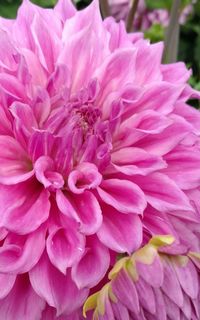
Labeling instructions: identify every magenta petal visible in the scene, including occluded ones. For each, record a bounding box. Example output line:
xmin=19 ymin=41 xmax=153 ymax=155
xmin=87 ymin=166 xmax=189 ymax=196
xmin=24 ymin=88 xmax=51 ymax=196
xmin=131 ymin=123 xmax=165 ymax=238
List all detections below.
xmin=111 ymin=147 xmax=167 ymax=175
xmin=57 ymin=190 xmax=102 ymax=235
xmin=68 ymin=162 xmax=102 ymax=194
xmin=97 ymin=178 xmax=146 ymax=214
xmin=133 ymin=173 xmax=193 ymax=212
xmin=46 ymin=225 xmax=85 ymax=274
xmin=0 ymin=135 xmax=33 ymax=185
xmin=0 ymin=181 xmax=50 ymax=234
xmin=29 ymin=251 xmax=89 ymax=316
xmin=97 ymin=204 xmax=142 ymax=253
xmin=0 ymin=274 xmax=45 ymax=320
xmin=0 ymin=224 xmax=46 ymax=273
xmin=72 ymin=236 xmax=110 ymax=289
xmin=0 ymin=273 xmax=16 ymax=299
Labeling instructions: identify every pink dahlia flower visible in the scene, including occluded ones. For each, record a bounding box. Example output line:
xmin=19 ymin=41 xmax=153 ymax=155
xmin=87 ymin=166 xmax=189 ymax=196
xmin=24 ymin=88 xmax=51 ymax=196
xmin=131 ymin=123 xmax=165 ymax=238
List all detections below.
xmin=0 ymin=0 xmax=200 ymax=319
xmin=108 ymin=0 xmax=194 ymax=30
xmin=84 ymin=236 xmax=200 ymax=320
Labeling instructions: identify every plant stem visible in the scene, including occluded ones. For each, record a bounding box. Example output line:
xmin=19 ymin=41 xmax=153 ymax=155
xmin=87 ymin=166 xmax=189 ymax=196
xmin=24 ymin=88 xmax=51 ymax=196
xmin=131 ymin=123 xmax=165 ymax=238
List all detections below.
xmin=162 ymin=0 xmax=181 ymax=63
xmin=100 ymin=0 xmax=110 ymax=19
xmin=126 ymin=0 xmax=140 ymax=33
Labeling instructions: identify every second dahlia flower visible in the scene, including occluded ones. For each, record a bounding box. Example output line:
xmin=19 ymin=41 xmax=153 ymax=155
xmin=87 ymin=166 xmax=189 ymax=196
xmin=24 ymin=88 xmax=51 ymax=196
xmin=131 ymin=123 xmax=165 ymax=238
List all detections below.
xmin=108 ymin=0 xmax=195 ymax=30
xmin=0 ymin=0 xmax=200 ymax=319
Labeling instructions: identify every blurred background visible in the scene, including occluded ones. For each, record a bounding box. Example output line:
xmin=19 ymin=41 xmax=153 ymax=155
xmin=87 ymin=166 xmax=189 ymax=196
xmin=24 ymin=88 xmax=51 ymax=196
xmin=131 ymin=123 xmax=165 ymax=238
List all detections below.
xmin=0 ymin=0 xmax=200 ymax=94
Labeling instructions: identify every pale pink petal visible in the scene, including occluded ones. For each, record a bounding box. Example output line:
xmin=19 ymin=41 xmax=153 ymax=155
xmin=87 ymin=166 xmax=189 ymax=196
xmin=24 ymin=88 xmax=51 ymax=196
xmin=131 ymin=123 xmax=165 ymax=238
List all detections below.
xmin=134 ymin=42 xmax=163 ymax=85
xmin=97 ymin=178 xmax=146 ymax=214
xmin=30 ymin=251 xmax=89 ymax=316
xmin=54 ymin=0 xmax=76 ymax=22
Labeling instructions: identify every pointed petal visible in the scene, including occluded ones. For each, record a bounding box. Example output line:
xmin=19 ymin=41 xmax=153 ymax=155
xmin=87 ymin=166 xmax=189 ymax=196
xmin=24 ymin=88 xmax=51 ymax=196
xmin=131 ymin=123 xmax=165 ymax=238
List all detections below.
xmin=0 ymin=274 xmax=45 ymax=320
xmin=72 ymin=236 xmax=110 ymax=289
xmin=30 ymin=252 xmax=89 ymax=316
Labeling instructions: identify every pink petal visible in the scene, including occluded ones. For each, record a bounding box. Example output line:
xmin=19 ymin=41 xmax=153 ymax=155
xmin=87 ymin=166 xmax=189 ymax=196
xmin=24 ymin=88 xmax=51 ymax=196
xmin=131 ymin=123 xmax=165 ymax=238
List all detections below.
xmin=0 ymin=135 xmax=33 ymax=185
xmin=0 ymin=181 xmax=50 ymax=234
xmin=134 ymin=42 xmax=163 ymax=85
xmin=173 ymin=259 xmax=199 ymax=299
xmin=54 ymin=0 xmax=76 ymax=22
xmin=97 ymin=178 xmax=146 ymax=214
xmin=112 ymin=268 xmax=140 ymax=314
xmin=31 ymin=13 xmax=61 ymax=72
xmin=111 ymin=147 xmax=167 ymax=176
xmin=0 ymin=273 xmax=16 ymax=299
xmin=95 ymin=48 xmax=137 ymax=118
xmin=133 ymin=173 xmax=193 ymax=212
xmin=56 ymin=190 xmax=102 ymax=235
xmin=46 ymin=223 xmax=85 ymax=274
xmin=68 ymin=162 xmax=102 ymax=194
xmin=162 ymin=147 xmax=200 ymax=190
xmin=0 ymin=274 xmax=45 ymax=320
xmin=30 ymin=251 xmax=89 ymax=316
xmin=72 ymin=236 xmax=110 ymax=289
xmin=0 ymin=224 xmax=46 ymax=274
xmin=34 ymin=156 xmax=64 ymax=189
xmin=97 ymin=204 xmax=142 ymax=253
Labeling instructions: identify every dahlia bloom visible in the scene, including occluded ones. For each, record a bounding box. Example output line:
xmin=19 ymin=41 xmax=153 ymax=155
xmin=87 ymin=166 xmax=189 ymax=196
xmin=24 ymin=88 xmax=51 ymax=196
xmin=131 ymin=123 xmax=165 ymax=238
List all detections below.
xmin=84 ymin=236 xmax=200 ymax=320
xmin=0 ymin=0 xmax=200 ymax=319
xmin=108 ymin=0 xmax=195 ymax=30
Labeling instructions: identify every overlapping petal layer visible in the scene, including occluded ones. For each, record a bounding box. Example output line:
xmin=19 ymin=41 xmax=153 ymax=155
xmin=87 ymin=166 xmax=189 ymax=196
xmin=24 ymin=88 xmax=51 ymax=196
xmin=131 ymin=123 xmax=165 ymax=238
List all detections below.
xmin=0 ymin=0 xmax=199 ymax=319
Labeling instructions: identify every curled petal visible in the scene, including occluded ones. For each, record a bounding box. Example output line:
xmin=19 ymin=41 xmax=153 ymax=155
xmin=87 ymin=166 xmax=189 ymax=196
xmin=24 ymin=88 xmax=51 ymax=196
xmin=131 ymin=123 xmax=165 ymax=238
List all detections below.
xmin=72 ymin=235 xmax=110 ymax=289
xmin=47 ymin=224 xmax=85 ymax=274
xmin=56 ymin=190 xmax=102 ymax=235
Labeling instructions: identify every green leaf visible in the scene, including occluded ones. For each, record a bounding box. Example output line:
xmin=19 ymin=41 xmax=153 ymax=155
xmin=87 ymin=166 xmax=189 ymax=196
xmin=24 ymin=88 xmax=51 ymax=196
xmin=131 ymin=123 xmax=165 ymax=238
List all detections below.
xmin=144 ymin=23 xmax=165 ymax=42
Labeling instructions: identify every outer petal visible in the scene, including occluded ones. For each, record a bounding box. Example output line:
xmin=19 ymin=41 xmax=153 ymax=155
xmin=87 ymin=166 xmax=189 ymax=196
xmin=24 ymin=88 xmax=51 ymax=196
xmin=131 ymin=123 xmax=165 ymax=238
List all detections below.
xmin=0 ymin=274 xmax=45 ymax=320
xmin=133 ymin=173 xmax=193 ymax=212
xmin=97 ymin=179 xmax=146 ymax=214
xmin=110 ymin=147 xmax=167 ymax=176
xmin=97 ymin=204 xmax=142 ymax=253
xmin=30 ymin=251 xmax=89 ymax=316
xmin=0 ymin=224 xmax=46 ymax=274
xmin=72 ymin=236 xmax=110 ymax=289
xmin=54 ymin=0 xmax=76 ymax=22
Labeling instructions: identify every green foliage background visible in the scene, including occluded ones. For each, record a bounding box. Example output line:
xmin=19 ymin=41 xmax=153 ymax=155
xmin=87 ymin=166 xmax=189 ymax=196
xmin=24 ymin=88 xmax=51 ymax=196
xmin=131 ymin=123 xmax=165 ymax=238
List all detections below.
xmin=0 ymin=0 xmax=200 ymax=92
